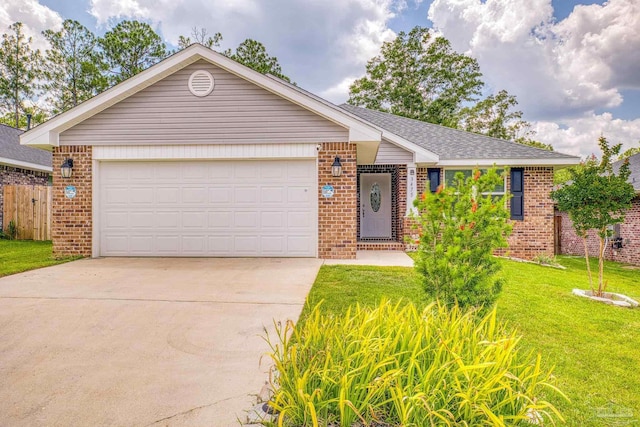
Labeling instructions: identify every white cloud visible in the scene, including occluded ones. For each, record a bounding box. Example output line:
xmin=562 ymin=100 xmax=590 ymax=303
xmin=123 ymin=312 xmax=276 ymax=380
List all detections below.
xmin=88 ymin=0 xmax=401 ymax=96
xmin=534 ymin=114 xmax=640 ymax=158
xmin=428 ymin=0 xmax=640 ymax=157
xmin=427 ymin=0 xmax=640 ymax=120
xmin=0 ymin=0 xmax=62 ymax=51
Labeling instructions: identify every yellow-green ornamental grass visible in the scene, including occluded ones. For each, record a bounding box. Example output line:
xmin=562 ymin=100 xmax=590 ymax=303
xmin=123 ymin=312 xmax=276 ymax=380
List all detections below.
xmin=265 ymin=301 xmax=565 ymax=427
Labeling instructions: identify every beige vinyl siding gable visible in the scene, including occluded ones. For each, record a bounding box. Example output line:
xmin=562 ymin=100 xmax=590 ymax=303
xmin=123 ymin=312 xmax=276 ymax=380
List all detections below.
xmin=60 ymin=60 xmax=348 ymax=146
xmin=374 ymin=139 xmax=414 ymax=165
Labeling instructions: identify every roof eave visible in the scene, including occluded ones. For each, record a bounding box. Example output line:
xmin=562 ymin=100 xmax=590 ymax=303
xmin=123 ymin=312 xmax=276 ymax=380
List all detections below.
xmin=0 ymin=157 xmax=53 ymax=173
xmin=433 ymin=157 xmax=582 ymax=167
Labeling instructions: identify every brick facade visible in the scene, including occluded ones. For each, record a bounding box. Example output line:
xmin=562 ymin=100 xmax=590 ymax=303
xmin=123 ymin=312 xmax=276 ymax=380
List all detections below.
xmin=318 ymin=142 xmax=357 ymax=259
xmin=558 ymin=198 xmax=640 ymax=266
xmin=403 ymin=166 xmax=555 ymax=260
xmin=0 ymin=165 xmax=50 ymax=230
xmin=52 ymin=146 xmax=92 ymax=257
xmin=501 ymin=167 xmax=555 ymax=259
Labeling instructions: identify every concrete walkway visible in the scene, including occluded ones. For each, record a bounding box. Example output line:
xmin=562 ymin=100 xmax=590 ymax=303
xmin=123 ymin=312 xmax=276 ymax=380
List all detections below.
xmin=0 ymin=257 xmax=322 ymax=426
xmin=324 ymin=250 xmax=415 ymax=267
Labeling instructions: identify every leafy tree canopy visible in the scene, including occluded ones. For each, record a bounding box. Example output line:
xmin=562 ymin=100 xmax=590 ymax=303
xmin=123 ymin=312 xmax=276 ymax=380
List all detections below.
xmin=348 ymin=26 xmax=548 ymax=149
xmin=0 ymin=22 xmax=43 ymax=128
xmin=551 ymin=137 xmax=635 ymax=295
xmin=42 ymin=19 xmax=108 ymax=113
xmin=224 ymin=39 xmax=291 ymax=82
xmin=178 ymin=27 xmax=222 ymax=50
xmin=99 ymin=20 xmax=167 ymax=85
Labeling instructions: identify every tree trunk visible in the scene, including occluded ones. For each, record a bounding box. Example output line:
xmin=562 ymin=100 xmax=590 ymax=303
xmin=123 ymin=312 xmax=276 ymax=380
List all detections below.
xmin=582 ymin=237 xmax=594 ymax=294
xmin=598 ymin=234 xmax=606 ymax=297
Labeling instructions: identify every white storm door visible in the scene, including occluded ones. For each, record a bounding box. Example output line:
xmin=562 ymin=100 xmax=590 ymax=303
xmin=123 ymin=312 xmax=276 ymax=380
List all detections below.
xmin=360 ymin=173 xmax=392 ymax=239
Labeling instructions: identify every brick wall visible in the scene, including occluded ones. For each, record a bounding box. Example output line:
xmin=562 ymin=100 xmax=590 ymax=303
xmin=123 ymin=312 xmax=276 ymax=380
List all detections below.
xmin=0 ymin=165 xmax=50 ymax=230
xmin=318 ymin=142 xmax=357 ymax=259
xmin=500 ymin=167 xmax=555 ymax=259
xmin=52 ymin=146 xmax=92 ymax=257
xmin=404 ymin=166 xmax=555 ymax=260
xmin=558 ymin=198 xmax=640 ymax=266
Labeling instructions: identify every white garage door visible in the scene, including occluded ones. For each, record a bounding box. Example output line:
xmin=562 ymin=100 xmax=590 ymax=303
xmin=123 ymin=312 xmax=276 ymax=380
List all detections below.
xmin=98 ymin=160 xmax=317 ymax=257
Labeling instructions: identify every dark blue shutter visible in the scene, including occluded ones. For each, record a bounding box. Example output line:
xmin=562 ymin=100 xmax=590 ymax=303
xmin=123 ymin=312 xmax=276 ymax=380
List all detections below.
xmin=427 ymin=168 xmax=441 ymax=193
xmin=510 ymin=168 xmax=524 ymax=220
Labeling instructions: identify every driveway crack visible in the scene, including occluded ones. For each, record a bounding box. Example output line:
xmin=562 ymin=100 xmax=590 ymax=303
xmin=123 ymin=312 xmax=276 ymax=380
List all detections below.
xmin=144 ymin=394 xmax=245 ymax=426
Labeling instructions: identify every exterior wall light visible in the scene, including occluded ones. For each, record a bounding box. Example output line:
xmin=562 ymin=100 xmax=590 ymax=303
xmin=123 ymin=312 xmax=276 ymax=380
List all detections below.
xmin=61 ymin=158 xmax=74 ymax=178
xmin=331 ymin=156 xmax=343 ymax=177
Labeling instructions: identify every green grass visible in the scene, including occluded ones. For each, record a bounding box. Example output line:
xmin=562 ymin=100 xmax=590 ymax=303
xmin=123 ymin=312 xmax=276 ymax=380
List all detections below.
xmin=303 ymin=256 xmax=640 ymax=426
xmin=0 ymin=240 xmax=79 ymax=277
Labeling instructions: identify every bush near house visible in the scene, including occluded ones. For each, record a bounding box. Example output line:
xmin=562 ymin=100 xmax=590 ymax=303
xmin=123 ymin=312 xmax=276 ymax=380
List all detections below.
xmin=265 ymin=300 xmax=565 ymax=427
xmin=412 ymin=167 xmax=512 ymax=312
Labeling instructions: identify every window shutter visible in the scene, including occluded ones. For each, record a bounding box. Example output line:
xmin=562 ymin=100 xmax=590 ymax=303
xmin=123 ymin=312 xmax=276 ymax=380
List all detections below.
xmin=427 ymin=168 xmax=441 ymax=193
xmin=510 ymin=168 xmax=524 ymax=220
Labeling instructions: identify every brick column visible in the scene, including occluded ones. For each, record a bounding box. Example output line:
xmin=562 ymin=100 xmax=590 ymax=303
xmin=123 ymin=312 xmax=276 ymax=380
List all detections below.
xmin=318 ymin=142 xmax=357 ymax=259
xmin=52 ymin=146 xmax=92 ymax=257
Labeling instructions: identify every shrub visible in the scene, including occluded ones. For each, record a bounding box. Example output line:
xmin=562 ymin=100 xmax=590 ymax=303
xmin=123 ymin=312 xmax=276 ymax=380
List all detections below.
xmin=412 ymin=167 xmax=512 ymax=312
xmin=264 ymin=300 xmax=565 ymax=426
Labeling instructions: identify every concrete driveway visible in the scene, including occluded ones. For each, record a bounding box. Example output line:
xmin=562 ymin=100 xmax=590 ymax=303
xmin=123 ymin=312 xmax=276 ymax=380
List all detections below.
xmin=0 ymin=257 xmax=322 ymax=426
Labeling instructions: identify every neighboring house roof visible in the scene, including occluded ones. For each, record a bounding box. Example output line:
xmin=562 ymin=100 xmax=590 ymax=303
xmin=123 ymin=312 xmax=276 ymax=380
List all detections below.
xmin=614 ymin=152 xmax=640 ymax=192
xmin=339 ymin=104 xmax=580 ymax=166
xmin=0 ymin=124 xmax=52 ymax=173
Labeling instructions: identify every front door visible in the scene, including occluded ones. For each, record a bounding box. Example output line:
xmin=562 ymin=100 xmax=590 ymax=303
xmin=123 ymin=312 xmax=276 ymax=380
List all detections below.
xmin=360 ymin=173 xmax=392 ymax=239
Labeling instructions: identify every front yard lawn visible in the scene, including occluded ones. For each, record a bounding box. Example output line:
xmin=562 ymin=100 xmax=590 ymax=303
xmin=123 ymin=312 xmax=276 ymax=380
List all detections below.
xmin=0 ymin=240 xmax=79 ymax=277
xmin=304 ymin=256 xmax=640 ymax=427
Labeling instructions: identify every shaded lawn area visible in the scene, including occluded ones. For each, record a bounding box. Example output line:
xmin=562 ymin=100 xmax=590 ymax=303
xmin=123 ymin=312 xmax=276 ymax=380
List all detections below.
xmin=0 ymin=240 xmax=79 ymax=277
xmin=303 ymin=256 xmax=640 ymax=427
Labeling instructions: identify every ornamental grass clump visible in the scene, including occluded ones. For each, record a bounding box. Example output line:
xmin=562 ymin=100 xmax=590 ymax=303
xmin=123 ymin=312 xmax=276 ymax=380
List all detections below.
xmin=264 ymin=300 xmax=565 ymax=426
xmin=412 ymin=167 xmax=512 ymax=312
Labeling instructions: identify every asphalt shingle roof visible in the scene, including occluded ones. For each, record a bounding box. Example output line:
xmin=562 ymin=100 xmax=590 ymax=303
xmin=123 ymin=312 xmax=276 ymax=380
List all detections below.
xmin=614 ymin=152 xmax=640 ymax=192
xmin=0 ymin=124 xmax=51 ymax=169
xmin=339 ymin=104 xmax=578 ymax=161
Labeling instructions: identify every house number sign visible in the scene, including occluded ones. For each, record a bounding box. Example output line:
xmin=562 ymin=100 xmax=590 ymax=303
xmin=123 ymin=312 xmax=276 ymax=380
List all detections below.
xmin=321 ymin=184 xmax=335 ymax=198
xmin=64 ymin=185 xmax=77 ymax=199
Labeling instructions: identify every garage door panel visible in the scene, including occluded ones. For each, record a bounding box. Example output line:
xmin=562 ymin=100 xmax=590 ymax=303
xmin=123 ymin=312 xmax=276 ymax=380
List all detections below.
xmin=209 ymin=187 xmax=232 ymax=203
xmin=261 ymin=187 xmax=284 ymax=203
xmin=99 ymin=160 xmax=316 ymax=257
xmin=234 ymin=211 xmax=259 ymax=228
xmin=235 ymin=187 xmax=258 ymax=203
xmin=288 ymin=211 xmax=312 ymax=228
xmin=182 ymin=211 xmax=207 ymax=228
xmin=261 ymin=211 xmax=284 ymax=228
xmin=130 ymin=236 xmax=153 ymax=253
xmin=208 ymin=211 xmax=233 ymax=228
xmin=156 ymin=212 xmax=179 ymax=228
xmin=130 ymin=212 xmax=154 ymax=228
xmin=157 ymin=188 xmax=180 ymax=204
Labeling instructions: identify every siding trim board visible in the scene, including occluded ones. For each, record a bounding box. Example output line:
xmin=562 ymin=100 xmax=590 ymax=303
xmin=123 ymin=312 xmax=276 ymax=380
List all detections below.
xmin=93 ymin=143 xmax=318 ymax=161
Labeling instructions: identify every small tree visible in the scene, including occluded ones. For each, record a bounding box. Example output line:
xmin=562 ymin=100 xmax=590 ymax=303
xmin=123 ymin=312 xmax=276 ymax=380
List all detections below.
xmin=552 ymin=137 xmax=635 ymax=296
xmin=412 ymin=167 xmax=512 ymax=311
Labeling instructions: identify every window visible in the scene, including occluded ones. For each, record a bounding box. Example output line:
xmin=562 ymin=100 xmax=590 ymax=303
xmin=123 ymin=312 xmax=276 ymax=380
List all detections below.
xmin=444 ymin=169 xmax=505 ymax=195
xmin=427 ymin=168 xmax=441 ymax=193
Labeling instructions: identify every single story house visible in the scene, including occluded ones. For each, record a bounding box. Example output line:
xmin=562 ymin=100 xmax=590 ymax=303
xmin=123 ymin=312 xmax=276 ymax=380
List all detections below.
xmin=1 ymin=124 xmax=52 ymax=230
xmin=21 ymin=44 xmax=580 ymax=259
xmin=557 ymin=152 xmax=640 ymax=266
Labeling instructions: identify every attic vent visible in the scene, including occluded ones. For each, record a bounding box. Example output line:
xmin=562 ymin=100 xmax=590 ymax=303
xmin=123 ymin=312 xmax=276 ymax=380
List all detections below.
xmin=188 ymin=70 xmax=214 ymax=97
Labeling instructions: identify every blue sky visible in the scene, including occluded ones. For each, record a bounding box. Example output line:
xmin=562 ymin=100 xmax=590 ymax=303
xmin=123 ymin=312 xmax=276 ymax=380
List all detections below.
xmin=2 ymin=0 xmax=639 ymax=157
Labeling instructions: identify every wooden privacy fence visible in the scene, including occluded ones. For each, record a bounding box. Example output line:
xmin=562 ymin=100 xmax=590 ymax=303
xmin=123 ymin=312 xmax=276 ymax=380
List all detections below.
xmin=2 ymin=185 xmax=52 ymax=240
